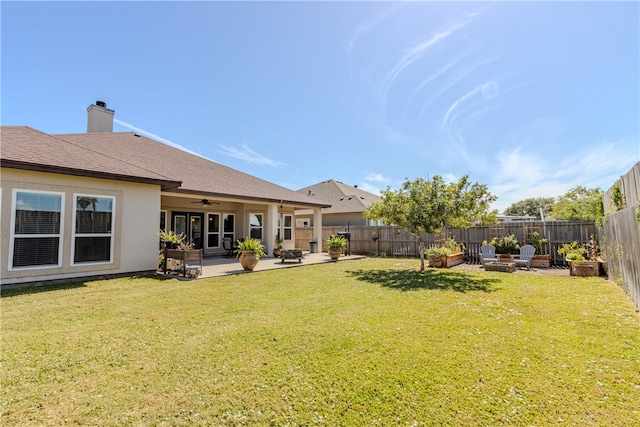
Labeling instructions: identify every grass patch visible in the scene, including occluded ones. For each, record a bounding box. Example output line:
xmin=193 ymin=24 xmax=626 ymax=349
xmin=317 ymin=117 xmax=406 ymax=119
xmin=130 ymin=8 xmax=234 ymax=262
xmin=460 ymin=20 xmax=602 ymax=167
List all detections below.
xmin=2 ymin=258 xmax=639 ymax=425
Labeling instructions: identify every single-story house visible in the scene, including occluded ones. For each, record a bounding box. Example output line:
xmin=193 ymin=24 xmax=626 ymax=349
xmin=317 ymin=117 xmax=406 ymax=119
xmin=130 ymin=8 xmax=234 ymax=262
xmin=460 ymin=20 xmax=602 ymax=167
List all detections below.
xmin=1 ymin=102 xmax=329 ymax=286
xmin=295 ymin=179 xmax=382 ymax=227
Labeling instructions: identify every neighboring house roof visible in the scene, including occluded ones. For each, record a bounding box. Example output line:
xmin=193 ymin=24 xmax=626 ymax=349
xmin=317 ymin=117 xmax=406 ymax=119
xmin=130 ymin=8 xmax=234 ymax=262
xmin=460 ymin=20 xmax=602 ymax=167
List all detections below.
xmin=296 ymin=179 xmax=381 ymax=214
xmin=54 ymin=131 xmax=329 ymax=208
xmin=1 ymin=126 xmax=181 ymax=190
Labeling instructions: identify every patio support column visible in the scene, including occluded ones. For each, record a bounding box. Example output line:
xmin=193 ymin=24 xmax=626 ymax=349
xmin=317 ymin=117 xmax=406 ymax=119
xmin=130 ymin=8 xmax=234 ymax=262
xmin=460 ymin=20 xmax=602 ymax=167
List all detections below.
xmin=266 ymin=203 xmax=278 ymax=257
xmin=312 ymin=207 xmax=322 ymax=253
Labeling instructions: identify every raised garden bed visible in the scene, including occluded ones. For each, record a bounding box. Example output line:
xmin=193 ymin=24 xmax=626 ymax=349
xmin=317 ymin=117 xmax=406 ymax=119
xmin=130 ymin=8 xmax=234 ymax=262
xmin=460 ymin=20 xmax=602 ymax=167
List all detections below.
xmin=441 ymin=252 xmax=464 ymax=268
xmin=485 ymin=262 xmax=515 ymax=273
xmin=569 ymin=260 xmax=601 ymax=277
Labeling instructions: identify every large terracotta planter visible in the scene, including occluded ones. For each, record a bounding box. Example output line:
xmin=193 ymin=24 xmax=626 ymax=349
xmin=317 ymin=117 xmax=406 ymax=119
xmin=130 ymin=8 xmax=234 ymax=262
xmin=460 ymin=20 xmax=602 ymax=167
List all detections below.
xmin=239 ymin=251 xmax=260 ymax=271
xmin=328 ymin=246 xmax=342 ymax=260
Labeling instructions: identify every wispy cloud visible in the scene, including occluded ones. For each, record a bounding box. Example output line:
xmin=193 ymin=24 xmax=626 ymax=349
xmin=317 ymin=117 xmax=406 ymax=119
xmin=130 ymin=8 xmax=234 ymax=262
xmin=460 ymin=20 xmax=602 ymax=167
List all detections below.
xmin=418 ymin=53 xmax=502 ymax=120
xmin=443 ymin=81 xmax=499 ymax=125
xmin=552 ymin=139 xmax=638 ymax=182
xmin=364 ymin=172 xmax=387 ymax=183
xmin=405 ymin=52 xmax=470 ymax=118
xmin=218 ymin=142 xmax=286 ymax=169
xmin=114 ymin=118 xmax=210 ymax=159
xmin=359 ymin=172 xmax=393 ymax=195
xmin=489 ymin=139 xmax=639 ymax=212
xmin=379 ymin=13 xmax=480 ymax=106
xmin=347 ymin=3 xmax=405 ymax=55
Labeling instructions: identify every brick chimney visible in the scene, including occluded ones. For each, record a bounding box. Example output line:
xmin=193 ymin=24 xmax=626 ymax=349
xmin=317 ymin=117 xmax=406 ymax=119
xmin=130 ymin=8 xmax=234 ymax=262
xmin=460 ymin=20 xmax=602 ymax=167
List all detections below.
xmin=87 ymin=101 xmax=114 ymax=132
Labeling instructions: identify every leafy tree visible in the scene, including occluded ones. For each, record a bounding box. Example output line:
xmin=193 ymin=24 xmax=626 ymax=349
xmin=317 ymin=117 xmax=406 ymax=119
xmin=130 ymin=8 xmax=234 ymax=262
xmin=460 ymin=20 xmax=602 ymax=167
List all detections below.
xmin=504 ymin=197 xmax=555 ymax=219
xmin=551 ymin=186 xmax=604 ymax=222
xmin=364 ymin=175 xmax=498 ymax=271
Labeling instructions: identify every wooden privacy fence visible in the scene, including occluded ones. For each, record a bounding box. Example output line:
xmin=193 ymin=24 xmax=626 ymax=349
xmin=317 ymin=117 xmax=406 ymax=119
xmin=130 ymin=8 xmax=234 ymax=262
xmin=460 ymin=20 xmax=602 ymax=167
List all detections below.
xmin=600 ymin=205 xmax=640 ymax=309
xmin=602 ymin=162 xmax=640 ymax=215
xmin=600 ymin=162 xmax=640 ymax=309
xmin=295 ymin=221 xmax=597 ymax=265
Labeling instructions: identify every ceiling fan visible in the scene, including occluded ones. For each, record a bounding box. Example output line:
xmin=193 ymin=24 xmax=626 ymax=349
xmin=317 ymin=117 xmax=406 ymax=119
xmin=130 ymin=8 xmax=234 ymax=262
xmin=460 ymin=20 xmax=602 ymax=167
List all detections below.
xmin=190 ymin=199 xmax=219 ymax=206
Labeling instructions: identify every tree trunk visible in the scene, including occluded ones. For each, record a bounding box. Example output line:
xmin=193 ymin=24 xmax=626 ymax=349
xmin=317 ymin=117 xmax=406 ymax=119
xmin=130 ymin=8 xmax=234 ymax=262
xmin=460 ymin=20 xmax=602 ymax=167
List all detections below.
xmin=419 ymin=241 xmax=425 ymax=272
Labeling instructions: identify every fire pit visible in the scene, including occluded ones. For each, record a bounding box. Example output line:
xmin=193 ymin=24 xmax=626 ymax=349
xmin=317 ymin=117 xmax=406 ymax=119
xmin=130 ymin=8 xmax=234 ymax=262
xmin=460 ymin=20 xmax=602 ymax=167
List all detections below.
xmin=485 ymin=262 xmax=516 ymax=273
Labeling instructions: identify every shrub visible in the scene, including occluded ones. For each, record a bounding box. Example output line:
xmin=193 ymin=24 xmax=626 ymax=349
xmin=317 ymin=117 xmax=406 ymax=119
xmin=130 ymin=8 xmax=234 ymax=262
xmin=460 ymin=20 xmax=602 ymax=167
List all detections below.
xmin=557 ymin=241 xmax=587 ymax=261
xmin=425 ymin=246 xmax=451 ymax=261
xmin=528 ymin=231 xmax=548 ymax=255
xmin=442 ymin=237 xmax=464 ymax=253
xmin=484 ymin=235 xmax=520 ymax=254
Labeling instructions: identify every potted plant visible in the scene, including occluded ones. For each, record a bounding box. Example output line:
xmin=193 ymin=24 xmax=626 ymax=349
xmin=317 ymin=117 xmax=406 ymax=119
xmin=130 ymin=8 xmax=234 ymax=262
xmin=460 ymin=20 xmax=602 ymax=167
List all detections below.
xmin=485 ymin=235 xmax=520 ymax=261
xmin=160 ymin=231 xmax=202 ymax=277
xmin=159 ymin=229 xmax=182 ymax=249
xmin=273 ymin=233 xmax=284 ymax=258
xmin=558 ymin=241 xmax=599 ymax=276
xmin=527 ymin=231 xmax=551 ymax=268
xmin=326 ymin=235 xmax=347 ymax=260
xmin=235 ymin=237 xmax=267 ymax=271
xmin=440 ymin=237 xmax=465 ymax=267
xmin=159 ymin=229 xmax=183 ymax=271
xmin=425 ymin=246 xmax=451 ymax=268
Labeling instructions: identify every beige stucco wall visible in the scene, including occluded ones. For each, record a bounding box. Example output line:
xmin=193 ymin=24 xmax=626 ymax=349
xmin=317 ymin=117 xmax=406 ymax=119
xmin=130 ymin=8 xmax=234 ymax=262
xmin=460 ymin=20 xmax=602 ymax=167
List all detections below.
xmin=1 ymin=168 xmax=161 ymax=286
xmin=298 ymin=211 xmax=370 ymax=227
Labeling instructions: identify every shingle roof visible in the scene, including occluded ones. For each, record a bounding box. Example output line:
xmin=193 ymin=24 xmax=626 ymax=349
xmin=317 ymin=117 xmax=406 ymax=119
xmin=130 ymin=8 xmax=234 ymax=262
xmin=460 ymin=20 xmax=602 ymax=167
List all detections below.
xmin=296 ymin=179 xmax=381 ymax=213
xmin=54 ymin=131 xmax=329 ymax=208
xmin=1 ymin=126 xmax=181 ymax=190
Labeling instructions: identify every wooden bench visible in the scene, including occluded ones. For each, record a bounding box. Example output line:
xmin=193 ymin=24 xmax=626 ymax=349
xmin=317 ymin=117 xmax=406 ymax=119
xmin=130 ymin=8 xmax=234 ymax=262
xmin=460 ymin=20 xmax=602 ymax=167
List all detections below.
xmin=280 ymin=249 xmax=303 ymax=263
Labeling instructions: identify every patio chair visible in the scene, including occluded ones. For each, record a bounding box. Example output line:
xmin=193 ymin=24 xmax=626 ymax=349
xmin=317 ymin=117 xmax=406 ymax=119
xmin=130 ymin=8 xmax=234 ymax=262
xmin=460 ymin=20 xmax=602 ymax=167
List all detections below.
xmin=480 ymin=244 xmax=498 ymax=268
xmin=222 ymin=238 xmax=234 ymax=257
xmin=511 ymin=244 xmax=535 ymax=270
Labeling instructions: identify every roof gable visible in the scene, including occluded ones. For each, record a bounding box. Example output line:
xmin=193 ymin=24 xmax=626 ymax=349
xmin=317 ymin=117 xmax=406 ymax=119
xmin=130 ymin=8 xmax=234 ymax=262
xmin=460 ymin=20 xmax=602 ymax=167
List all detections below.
xmin=296 ymin=179 xmax=381 ymax=213
xmin=0 ymin=126 xmax=181 ymax=189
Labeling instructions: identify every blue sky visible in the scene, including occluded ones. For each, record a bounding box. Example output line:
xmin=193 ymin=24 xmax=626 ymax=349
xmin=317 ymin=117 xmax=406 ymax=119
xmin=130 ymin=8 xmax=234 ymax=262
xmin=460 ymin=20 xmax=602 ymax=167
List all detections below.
xmin=2 ymin=1 xmax=638 ymax=212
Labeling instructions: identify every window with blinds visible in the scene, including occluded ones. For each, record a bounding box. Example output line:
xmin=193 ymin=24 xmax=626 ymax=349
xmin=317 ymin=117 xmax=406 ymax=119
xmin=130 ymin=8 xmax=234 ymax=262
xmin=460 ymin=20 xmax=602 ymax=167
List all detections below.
xmin=72 ymin=195 xmax=115 ymax=264
xmin=11 ymin=190 xmax=64 ymax=269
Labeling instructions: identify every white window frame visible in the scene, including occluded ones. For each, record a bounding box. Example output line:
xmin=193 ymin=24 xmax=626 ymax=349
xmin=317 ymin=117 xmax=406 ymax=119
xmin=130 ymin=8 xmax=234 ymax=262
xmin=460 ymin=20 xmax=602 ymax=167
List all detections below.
xmin=249 ymin=213 xmax=263 ymax=241
xmin=282 ymin=214 xmax=293 ymax=241
xmin=9 ymin=189 xmax=65 ymax=271
xmin=207 ymin=212 xmax=221 ymax=249
xmin=71 ymin=193 xmax=115 ymax=266
xmin=223 ymin=213 xmax=235 ymax=241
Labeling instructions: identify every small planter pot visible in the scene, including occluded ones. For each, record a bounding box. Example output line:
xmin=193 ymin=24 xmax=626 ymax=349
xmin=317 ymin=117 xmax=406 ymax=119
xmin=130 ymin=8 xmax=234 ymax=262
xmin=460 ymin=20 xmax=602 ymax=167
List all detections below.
xmin=239 ymin=251 xmax=260 ymax=271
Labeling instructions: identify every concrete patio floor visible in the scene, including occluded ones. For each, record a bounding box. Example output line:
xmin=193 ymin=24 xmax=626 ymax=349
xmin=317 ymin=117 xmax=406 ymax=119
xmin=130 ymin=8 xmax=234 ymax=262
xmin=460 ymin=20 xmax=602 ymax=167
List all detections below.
xmin=161 ymin=252 xmax=368 ymax=279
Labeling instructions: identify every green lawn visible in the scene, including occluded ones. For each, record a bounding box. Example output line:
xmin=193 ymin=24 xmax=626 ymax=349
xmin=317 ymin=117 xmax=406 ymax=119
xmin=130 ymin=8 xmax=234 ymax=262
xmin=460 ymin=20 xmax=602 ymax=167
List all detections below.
xmin=2 ymin=258 xmax=639 ymax=426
